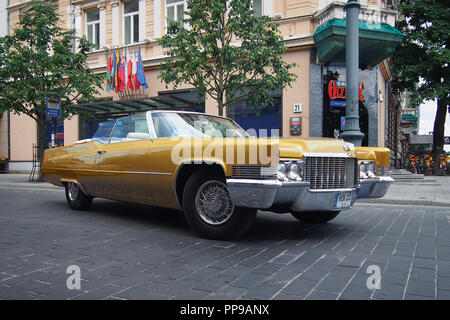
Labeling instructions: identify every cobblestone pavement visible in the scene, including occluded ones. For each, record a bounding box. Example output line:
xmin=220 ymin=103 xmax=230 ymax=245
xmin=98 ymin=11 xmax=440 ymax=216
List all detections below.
xmin=0 ymin=187 xmax=449 ymax=300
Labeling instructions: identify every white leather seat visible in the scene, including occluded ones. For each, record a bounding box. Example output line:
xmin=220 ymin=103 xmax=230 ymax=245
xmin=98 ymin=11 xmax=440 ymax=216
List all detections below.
xmin=125 ymin=132 xmax=151 ymax=140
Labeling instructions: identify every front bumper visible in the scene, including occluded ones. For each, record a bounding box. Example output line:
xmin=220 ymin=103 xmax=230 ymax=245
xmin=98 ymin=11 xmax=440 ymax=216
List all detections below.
xmin=226 ymin=176 xmax=393 ymax=212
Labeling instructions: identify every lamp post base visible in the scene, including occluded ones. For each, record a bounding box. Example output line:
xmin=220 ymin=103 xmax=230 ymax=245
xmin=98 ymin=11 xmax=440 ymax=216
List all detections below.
xmin=340 ymin=130 xmax=365 ymax=147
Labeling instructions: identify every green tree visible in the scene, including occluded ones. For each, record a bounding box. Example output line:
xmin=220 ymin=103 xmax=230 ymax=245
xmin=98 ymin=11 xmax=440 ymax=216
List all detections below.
xmin=0 ymin=0 xmax=102 ymax=177
xmin=391 ymin=0 xmax=449 ymax=174
xmin=158 ymin=0 xmax=297 ymax=116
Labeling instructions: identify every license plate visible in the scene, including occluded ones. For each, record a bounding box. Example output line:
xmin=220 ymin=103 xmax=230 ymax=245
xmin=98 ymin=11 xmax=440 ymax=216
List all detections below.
xmin=334 ymin=193 xmax=353 ymax=209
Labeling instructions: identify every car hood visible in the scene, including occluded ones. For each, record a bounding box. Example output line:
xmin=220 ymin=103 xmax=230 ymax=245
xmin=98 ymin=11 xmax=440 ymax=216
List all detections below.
xmin=276 ymin=137 xmax=350 ymax=159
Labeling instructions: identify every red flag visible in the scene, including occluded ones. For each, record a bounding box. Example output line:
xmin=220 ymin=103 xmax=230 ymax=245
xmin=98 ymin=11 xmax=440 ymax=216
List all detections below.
xmin=106 ymin=54 xmax=112 ymax=92
xmin=118 ymin=53 xmax=126 ymax=92
xmin=126 ymin=48 xmax=134 ymax=90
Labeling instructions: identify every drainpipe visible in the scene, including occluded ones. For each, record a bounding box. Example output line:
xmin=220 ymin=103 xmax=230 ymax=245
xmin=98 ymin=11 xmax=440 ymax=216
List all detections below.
xmin=7 ymin=0 xmax=10 ymax=161
xmin=340 ymin=0 xmax=365 ymax=146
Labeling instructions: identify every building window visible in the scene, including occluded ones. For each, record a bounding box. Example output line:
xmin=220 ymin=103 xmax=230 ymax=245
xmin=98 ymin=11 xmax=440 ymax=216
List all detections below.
xmin=166 ymin=0 xmax=185 ymax=23
xmin=252 ymin=0 xmax=262 ymax=17
xmin=86 ymin=9 xmax=100 ymax=50
xmin=124 ymin=0 xmax=139 ymax=45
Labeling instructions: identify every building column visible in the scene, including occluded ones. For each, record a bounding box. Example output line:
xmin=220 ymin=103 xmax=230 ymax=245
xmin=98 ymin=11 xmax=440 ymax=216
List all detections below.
xmin=74 ymin=5 xmax=82 ymax=51
xmin=139 ymin=0 xmax=146 ymax=41
xmin=154 ymin=0 xmax=161 ymax=39
xmin=98 ymin=1 xmax=107 ymax=48
xmin=263 ymin=0 xmax=273 ymax=16
xmin=111 ymin=0 xmax=119 ymax=46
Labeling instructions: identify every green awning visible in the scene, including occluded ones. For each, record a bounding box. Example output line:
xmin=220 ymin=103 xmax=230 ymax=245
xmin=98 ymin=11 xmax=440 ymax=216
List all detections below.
xmin=313 ymin=18 xmax=404 ymax=68
xmin=73 ymin=93 xmax=204 ymax=116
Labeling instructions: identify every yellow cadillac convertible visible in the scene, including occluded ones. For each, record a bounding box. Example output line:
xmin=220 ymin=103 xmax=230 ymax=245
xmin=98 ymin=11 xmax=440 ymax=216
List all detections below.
xmin=43 ymin=110 xmax=393 ymax=239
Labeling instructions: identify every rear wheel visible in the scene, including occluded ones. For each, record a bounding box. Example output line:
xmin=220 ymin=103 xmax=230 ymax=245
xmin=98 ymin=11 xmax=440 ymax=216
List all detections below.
xmin=65 ymin=182 xmax=93 ymax=210
xmin=291 ymin=211 xmax=340 ymax=224
xmin=182 ymin=170 xmax=256 ymax=240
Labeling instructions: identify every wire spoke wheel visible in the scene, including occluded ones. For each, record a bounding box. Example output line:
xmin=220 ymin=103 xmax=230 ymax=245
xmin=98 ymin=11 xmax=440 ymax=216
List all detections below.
xmin=68 ymin=182 xmax=79 ymax=201
xmin=195 ymin=180 xmax=234 ymax=225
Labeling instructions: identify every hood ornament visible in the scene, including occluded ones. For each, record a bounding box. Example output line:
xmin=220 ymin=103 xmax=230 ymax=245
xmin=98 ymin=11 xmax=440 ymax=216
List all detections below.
xmin=344 ymin=142 xmax=355 ymax=152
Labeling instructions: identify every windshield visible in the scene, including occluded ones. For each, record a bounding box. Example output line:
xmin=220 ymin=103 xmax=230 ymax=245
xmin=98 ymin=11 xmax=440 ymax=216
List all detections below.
xmin=151 ymin=112 xmax=249 ymax=138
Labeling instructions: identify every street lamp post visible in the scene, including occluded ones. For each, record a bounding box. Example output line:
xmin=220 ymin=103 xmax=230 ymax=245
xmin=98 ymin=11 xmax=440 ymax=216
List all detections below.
xmin=340 ymin=0 xmax=365 ymax=146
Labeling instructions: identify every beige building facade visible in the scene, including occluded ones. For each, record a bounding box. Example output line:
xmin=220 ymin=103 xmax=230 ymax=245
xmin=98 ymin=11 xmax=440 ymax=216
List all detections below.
xmin=3 ymin=0 xmax=402 ymax=172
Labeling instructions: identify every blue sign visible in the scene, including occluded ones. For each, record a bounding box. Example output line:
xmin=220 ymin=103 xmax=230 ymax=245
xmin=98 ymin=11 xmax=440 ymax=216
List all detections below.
xmin=330 ymin=100 xmax=346 ymax=107
xmin=341 ymin=116 xmax=346 ymax=131
xmin=46 ymin=97 xmax=61 ymax=117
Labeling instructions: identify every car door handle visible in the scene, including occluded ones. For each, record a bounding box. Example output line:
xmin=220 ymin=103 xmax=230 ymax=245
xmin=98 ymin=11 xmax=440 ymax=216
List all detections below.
xmin=97 ymin=150 xmax=107 ymax=155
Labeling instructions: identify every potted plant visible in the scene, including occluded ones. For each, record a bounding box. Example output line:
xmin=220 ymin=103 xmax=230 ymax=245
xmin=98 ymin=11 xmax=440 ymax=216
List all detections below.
xmin=0 ymin=153 xmax=8 ymax=174
xmin=0 ymin=153 xmax=7 ymax=164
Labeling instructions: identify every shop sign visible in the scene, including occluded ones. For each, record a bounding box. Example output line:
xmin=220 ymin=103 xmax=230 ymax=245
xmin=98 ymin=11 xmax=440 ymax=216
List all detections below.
xmin=327 ymin=80 xmax=365 ymax=107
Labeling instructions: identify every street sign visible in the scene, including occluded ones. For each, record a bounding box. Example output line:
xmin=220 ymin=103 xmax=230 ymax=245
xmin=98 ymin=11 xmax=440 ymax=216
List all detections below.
xmin=46 ymin=97 xmax=61 ymax=117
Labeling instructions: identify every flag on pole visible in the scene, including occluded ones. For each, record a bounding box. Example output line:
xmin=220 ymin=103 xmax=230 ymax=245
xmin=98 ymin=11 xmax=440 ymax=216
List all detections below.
xmin=111 ymin=51 xmax=116 ymax=91
xmin=106 ymin=53 xmax=112 ymax=92
xmin=132 ymin=48 xmax=139 ymax=90
xmin=123 ymin=48 xmax=128 ymax=87
xmin=118 ymin=50 xmax=126 ymax=92
xmin=115 ymin=50 xmax=120 ymax=93
xmin=136 ymin=47 xmax=148 ymax=89
xmin=126 ymin=48 xmax=134 ymax=90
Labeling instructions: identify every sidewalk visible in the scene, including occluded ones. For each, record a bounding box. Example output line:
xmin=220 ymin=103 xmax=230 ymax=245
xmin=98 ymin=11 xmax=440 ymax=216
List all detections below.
xmin=358 ymin=176 xmax=450 ymax=207
xmin=0 ymin=173 xmax=62 ymax=191
xmin=0 ymin=173 xmax=449 ymax=207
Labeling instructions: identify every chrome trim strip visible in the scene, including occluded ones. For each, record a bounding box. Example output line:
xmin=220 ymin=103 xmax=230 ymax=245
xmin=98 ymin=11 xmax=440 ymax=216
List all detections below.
xmin=308 ymin=188 xmax=356 ymax=193
xmin=52 ymin=168 xmax=171 ymax=175
xmin=128 ymin=171 xmax=172 ymax=175
xmin=303 ymin=152 xmax=354 ymax=158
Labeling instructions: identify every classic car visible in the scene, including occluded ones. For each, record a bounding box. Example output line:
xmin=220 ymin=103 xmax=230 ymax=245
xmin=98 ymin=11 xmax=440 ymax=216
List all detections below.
xmin=43 ymin=110 xmax=393 ymax=239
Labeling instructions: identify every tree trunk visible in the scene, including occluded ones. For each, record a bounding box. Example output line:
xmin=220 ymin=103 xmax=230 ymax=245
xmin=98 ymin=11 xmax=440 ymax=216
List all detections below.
xmin=37 ymin=111 xmax=48 ymax=181
xmin=431 ymin=99 xmax=448 ymax=175
xmin=217 ymin=97 xmax=225 ymax=117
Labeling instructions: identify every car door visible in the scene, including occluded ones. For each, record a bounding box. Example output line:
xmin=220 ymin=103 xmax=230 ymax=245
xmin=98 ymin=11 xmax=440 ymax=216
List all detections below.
xmin=94 ymin=114 xmax=153 ymax=204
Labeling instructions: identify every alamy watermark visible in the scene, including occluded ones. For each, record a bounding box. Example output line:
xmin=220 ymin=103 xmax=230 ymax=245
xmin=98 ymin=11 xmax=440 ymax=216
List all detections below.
xmin=66 ymin=265 xmax=81 ymax=290
xmin=366 ymin=265 xmax=381 ymax=290
xmin=170 ymin=126 xmax=280 ymax=166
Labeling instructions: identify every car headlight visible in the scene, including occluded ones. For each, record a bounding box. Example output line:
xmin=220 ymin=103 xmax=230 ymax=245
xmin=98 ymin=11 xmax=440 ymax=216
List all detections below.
xmin=367 ymin=162 xmax=377 ymax=178
xmin=278 ymin=161 xmax=304 ymax=181
xmin=359 ymin=161 xmax=376 ymax=179
xmin=277 ymin=163 xmax=287 ymax=181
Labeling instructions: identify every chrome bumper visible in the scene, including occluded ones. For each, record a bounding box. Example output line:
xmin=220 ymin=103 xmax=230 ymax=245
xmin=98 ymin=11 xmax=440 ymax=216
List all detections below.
xmin=226 ymin=176 xmax=393 ymax=212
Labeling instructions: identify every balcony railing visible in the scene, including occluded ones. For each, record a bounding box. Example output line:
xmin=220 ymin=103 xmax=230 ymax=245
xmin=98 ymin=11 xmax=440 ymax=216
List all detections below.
xmin=313 ymin=1 xmax=398 ymax=30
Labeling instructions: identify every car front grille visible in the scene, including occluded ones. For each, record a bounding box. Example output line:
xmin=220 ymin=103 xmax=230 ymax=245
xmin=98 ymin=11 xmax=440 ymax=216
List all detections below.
xmin=304 ymin=156 xmax=358 ymax=189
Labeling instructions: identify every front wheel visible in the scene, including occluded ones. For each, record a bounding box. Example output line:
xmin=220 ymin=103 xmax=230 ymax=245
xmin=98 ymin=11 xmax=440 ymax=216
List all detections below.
xmin=65 ymin=182 xmax=93 ymax=210
xmin=291 ymin=211 xmax=340 ymax=224
xmin=182 ymin=171 xmax=256 ymax=240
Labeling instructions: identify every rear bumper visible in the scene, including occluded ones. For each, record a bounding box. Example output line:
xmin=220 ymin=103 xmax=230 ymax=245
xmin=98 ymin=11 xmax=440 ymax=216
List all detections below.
xmin=226 ymin=176 xmax=393 ymax=212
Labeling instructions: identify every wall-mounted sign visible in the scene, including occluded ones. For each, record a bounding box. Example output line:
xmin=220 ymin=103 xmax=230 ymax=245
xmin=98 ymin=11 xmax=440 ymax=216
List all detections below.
xmin=327 ymin=80 xmax=365 ymax=107
xmin=293 ymin=103 xmax=302 ymax=113
xmin=46 ymin=97 xmax=61 ymax=117
xmin=290 ymin=117 xmax=302 ymax=136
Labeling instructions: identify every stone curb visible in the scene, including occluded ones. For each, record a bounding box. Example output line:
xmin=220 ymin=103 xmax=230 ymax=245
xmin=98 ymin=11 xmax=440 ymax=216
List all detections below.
xmin=358 ymin=198 xmax=450 ymax=208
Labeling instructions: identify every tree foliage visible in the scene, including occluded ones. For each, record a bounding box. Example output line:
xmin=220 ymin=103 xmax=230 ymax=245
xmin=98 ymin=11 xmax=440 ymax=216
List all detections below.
xmin=391 ymin=0 xmax=449 ymax=173
xmin=158 ymin=0 xmax=297 ymax=116
xmin=0 ymin=0 xmax=102 ymax=123
xmin=391 ymin=0 xmax=449 ymax=106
